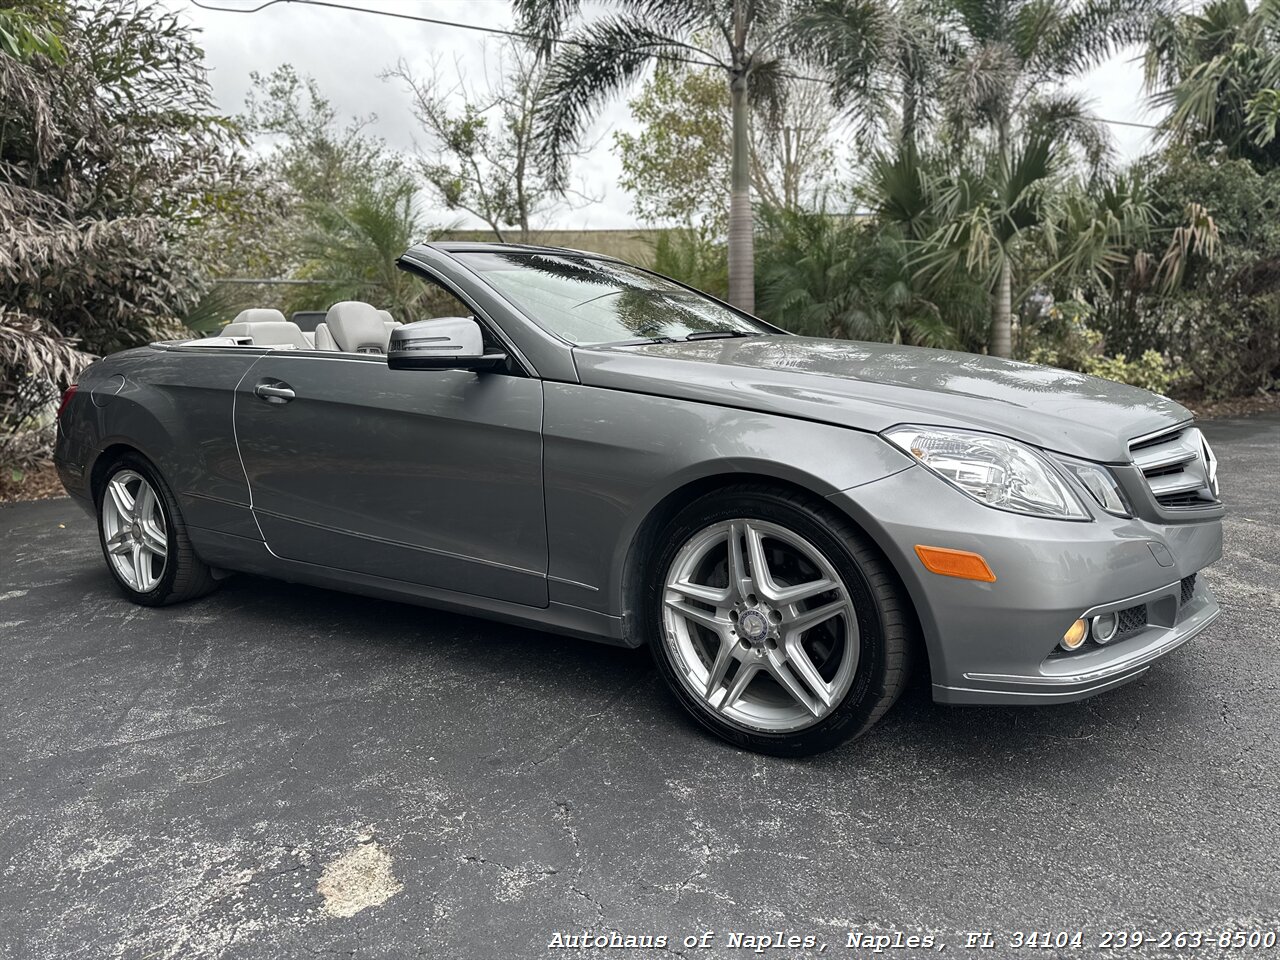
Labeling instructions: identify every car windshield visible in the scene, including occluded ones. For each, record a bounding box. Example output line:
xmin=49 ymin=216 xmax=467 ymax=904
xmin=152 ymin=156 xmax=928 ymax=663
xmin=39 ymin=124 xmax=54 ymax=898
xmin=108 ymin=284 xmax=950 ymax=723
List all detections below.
xmin=456 ymin=251 xmax=775 ymax=346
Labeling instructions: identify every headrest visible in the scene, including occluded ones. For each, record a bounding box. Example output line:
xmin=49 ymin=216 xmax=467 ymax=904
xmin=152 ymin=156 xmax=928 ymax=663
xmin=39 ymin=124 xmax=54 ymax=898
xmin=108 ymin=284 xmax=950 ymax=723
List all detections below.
xmin=230 ymin=308 xmax=287 ymax=325
xmin=377 ymin=309 xmax=398 ymax=326
xmin=325 ymin=301 xmax=389 ymax=354
xmin=218 ymin=319 xmax=309 ymax=349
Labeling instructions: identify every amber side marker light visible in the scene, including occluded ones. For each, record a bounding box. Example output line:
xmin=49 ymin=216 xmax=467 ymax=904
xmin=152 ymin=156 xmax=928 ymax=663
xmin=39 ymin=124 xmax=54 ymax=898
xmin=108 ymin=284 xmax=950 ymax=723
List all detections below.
xmin=913 ymin=545 xmax=997 ymax=583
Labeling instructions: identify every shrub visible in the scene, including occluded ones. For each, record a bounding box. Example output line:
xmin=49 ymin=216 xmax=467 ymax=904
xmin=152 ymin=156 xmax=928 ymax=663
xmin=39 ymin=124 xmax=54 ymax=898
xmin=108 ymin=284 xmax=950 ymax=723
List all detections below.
xmin=1163 ymin=292 xmax=1280 ymax=399
xmin=1 ymin=1 xmax=241 ymax=468
xmin=1025 ymin=307 xmax=1188 ymax=394
xmin=651 ymin=227 xmax=729 ymax=300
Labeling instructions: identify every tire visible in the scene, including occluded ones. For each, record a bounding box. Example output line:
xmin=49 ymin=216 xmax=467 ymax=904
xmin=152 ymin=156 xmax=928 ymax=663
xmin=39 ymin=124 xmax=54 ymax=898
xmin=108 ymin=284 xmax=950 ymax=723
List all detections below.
xmin=95 ymin=452 xmax=218 ymax=606
xmin=644 ymin=484 xmax=912 ymax=756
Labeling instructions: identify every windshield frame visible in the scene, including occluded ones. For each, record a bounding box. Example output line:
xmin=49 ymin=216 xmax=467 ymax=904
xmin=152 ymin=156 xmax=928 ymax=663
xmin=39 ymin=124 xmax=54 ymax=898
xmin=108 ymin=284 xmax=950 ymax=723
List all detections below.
xmin=449 ymin=249 xmax=790 ymax=348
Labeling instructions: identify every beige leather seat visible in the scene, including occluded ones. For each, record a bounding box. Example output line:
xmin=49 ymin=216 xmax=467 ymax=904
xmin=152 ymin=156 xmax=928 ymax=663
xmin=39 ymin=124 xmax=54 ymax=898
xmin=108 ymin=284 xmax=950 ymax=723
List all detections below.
xmin=377 ymin=309 xmax=402 ymax=343
xmin=314 ymin=301 xmax=392 ymax=354
xmin=218 ymin=309 xmax=310 ymax=349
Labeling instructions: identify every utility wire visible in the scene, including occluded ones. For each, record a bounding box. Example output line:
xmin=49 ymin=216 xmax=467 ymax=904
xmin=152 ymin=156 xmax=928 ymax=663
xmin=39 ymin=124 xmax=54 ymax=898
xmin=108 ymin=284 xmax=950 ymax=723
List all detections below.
xmin=188 ymin=0 xmax=1163 ymax=130
xmin=189 ymin=0 xmax=737 ymax=73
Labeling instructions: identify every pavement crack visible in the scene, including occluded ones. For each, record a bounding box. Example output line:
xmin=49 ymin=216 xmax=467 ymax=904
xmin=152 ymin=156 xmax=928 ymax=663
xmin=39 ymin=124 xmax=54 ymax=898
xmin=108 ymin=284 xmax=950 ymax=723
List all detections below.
xmin=102 ymin=677 xmax=156 ymax=740
xmin=287 ymin=729 xmax=321 ymax=772
xmin=461 ymin=854 xmax=557 ymax=877
xmin=555 ymin=801 xmax=582 ymax=859
xmin=460 ymin=854 xmax=508 ymax=870
xmin=527 ymin=673 xmax=648 ymax=770
xmin=570 ymin=884 xmax=606 ymax=924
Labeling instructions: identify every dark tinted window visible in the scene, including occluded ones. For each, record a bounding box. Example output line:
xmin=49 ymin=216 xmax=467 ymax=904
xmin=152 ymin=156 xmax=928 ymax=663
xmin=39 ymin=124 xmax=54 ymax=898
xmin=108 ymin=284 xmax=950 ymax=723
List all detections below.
xmin=457 ymin=252 xmax=772 ymax=345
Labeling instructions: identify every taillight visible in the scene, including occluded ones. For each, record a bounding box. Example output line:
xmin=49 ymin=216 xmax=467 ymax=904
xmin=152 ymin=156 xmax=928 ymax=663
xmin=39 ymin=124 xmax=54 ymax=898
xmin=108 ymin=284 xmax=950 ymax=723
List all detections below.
xmin=57 ymin=384 xmax=78 ymax=420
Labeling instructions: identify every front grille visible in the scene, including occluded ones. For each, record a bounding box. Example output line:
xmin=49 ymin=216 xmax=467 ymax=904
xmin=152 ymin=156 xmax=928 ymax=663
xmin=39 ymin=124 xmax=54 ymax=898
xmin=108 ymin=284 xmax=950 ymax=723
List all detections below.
xmin=1180 ymin=573 xmax=1197 ymax=605
xmin=1129 ymin=425 xmax=1219 ymax=509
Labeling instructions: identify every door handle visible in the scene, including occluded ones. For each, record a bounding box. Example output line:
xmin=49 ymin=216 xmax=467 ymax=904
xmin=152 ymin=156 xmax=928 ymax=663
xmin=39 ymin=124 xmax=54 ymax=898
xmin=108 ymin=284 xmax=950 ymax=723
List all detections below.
xmin=254 ymin=383 xmax=295 ymax=402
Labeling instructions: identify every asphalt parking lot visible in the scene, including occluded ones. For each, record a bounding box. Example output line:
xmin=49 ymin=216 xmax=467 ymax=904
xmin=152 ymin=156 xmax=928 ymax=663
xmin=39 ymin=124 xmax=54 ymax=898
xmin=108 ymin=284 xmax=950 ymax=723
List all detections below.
xmin=2 ymin=415 xmax=1277 ymax=960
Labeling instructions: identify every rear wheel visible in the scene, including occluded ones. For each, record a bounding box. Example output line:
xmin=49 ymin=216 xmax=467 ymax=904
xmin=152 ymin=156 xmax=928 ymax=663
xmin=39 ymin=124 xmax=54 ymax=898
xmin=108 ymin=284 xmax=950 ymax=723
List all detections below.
xmin=96 ymin=453 xmax=217 ymax=606
xmin=645 ymin=485 xmax=912 ymax=756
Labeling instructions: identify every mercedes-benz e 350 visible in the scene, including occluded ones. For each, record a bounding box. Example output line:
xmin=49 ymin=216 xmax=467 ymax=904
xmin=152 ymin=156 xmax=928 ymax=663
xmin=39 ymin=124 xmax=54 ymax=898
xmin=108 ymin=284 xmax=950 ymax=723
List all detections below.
xmin=55 ymin=243 xmax=1224 ymax=754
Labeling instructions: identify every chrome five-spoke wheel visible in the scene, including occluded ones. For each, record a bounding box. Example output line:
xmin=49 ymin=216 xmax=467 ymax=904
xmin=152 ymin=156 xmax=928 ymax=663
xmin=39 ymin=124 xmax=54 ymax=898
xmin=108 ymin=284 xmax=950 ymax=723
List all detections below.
xmin=100 ymin=469 xmax=169 ymax=593
xmin=661 ymin=518 xmax=859 ymax=733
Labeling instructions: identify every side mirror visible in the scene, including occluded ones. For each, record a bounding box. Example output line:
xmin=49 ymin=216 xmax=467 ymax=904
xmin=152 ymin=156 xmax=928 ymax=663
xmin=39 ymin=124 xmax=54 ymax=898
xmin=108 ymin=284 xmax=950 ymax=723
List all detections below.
xmin=387 ymin=317 xmax=507 ymax=371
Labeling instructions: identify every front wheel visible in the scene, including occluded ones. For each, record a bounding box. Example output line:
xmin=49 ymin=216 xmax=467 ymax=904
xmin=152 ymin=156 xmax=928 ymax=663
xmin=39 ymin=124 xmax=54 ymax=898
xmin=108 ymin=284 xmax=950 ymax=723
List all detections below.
xmin=96 ymin=453 xmax=218 ymax=606
xmin=645 ymin=485 xmax=913 ymax=756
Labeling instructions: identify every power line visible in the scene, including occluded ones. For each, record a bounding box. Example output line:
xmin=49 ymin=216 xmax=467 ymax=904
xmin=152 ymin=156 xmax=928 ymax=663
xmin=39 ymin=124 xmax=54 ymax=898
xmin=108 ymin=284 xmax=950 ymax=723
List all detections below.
xmin=188 ymin=0 xmax=1163 ymax=131
xmin=188 ymin=0 xmax=737 ymax=73
xmin=1099 ymin=117 xmax=1160 ymax=129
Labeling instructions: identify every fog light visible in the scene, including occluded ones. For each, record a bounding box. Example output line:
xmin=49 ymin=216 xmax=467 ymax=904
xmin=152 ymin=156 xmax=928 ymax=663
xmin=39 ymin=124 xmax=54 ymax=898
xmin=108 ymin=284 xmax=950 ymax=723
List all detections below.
xmin=1091 ymin=612 xmax=1119 ymax=644
xmin=1061 ymin=619 xmax=1088 ymax=651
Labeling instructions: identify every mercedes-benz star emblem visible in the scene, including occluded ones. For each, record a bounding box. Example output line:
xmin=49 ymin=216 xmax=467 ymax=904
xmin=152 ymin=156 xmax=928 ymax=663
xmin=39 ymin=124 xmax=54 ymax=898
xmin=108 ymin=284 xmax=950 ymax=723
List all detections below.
xmin=739 ymin=609 xmax=768 ymax=643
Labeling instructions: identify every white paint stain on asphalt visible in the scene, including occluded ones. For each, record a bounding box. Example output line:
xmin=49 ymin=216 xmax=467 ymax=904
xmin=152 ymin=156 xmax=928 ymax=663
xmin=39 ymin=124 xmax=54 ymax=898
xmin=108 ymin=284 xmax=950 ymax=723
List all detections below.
xmin=317 ymin=842 xmax=402 ymax=918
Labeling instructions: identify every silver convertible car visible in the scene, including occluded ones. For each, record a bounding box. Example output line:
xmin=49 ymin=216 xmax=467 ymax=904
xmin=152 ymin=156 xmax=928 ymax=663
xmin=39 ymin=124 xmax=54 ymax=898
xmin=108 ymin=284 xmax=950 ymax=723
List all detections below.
xmin=54 ymin=242 xmax=1224 ymax=755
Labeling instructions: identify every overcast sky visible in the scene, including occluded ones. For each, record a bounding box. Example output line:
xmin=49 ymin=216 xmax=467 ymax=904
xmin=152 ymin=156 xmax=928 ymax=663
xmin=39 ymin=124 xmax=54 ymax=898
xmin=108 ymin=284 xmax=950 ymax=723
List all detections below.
xmin=170 ymin=0 xmax=1164 ymax=231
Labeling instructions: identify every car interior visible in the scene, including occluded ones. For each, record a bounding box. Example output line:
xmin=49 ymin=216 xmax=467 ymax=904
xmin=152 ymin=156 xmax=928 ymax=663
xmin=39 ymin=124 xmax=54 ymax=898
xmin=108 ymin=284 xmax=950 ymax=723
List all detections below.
xmin=209 ymin=278 xmax=513 ymax=364
xmin=215 ymin=303 xmax=403 ymax=354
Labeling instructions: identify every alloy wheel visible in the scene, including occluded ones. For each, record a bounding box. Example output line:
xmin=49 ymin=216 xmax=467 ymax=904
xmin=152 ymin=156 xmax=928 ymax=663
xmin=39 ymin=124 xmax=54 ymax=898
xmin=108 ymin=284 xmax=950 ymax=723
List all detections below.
xmin=101 ymin=469 xmax=168 ymax=593
xmin=660 ymin=519 xmax=859 ymax=733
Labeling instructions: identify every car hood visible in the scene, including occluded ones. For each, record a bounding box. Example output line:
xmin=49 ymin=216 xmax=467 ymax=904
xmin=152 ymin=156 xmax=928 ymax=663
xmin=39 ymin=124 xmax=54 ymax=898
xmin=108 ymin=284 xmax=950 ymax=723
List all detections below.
xmin=573 ymin=336 xmax=1191 ymax=463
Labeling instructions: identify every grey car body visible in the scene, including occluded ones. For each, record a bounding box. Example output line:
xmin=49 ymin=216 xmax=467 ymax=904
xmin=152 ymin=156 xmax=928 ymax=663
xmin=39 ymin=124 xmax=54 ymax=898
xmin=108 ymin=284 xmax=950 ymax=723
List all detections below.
xmin=56 ymin=241 xmax=1223 ymax=733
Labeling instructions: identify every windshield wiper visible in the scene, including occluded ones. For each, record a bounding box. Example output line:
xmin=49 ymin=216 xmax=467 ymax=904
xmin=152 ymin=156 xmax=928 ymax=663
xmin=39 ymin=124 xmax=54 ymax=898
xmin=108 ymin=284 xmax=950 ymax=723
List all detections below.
xmin=683 ymin=330 xmax=762 ymax=341
xmin=610 ymin=335 xmax=679 ymax=346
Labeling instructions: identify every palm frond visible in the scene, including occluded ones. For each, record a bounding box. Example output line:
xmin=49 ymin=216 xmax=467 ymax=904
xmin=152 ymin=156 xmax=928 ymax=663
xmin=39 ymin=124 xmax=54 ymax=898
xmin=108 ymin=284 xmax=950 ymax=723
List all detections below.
xmin=1026 ymin=90 xmax=1115 ymax=175
xmin=942 ymin=41 xmax=1019 ymax=132
xmin=1011 ymin=0 xmax=1060 ymax=67
xmin=1036 ymin=0 xmax=1168 ymax=78
xmin=746 ymin=56 xmax=788 ymax=129
xmin=946 ymin=0 xmax=1005 ymax=44
xmin=511 ymin=0 xmax=584 ymax=58
xmin=1156 ymin=201 xmax=1218 ymax=292
xmin=1001 ymin=128 xmax=1065 ymax=235
xmin=534 ymin=15 xmax=691 ymax=192
xmin=1146 ymin=0 xmax=1280 ymax=161
xmin=787 ymin=0 xmax=898 ymax=130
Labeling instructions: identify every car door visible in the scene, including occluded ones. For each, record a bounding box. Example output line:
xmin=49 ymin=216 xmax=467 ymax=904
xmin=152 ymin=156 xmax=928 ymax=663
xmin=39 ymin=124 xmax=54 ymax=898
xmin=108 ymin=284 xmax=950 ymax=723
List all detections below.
xmin=233 ymin=350 xmax=548 ymax=607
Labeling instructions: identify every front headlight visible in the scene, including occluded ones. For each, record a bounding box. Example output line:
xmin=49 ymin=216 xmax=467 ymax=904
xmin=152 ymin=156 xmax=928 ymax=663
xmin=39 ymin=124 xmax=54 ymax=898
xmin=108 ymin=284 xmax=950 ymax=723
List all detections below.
xmin=884 ymin=426 xmax=1089 ymax=520
xmin=1057 ymin=459 xmax=1131 ymax=517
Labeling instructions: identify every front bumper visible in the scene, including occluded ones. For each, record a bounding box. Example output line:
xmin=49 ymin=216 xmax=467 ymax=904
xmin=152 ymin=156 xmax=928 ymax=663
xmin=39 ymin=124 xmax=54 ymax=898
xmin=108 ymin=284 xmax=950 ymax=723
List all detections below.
xmin=934 ymin=575 xmax=1220 ymax=703
xmin=830 ymin=464 xmax=1223 ymax=706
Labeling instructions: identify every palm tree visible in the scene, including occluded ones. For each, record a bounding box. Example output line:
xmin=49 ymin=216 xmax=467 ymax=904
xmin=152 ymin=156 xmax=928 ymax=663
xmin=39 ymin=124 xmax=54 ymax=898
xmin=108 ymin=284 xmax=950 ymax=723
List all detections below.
xmin=1145 ymin=0 xmax=1280 ymax=167
xmin=0 ymin=0 xmax=80 ymax=465
xmin=935 ymin=0 xmax=1159 ymax=356
xmin=291 ymin=183 xmax=441 ymax=317
xmin=0 ymin=4 xmax=64 ymax=60
xmin=1048 ymin=165 xmax=1218 ymax=357
xmin=756 ymin=204 xmax=989 ymax=347
xmin=789 ymin=0 xmax=950 ymax=159
xmin=2 ymin=0 xmax=226 ymax=466
xmin=907 ymin=130 xmax=1071 ymax=356
xmin=512 ymin=0 xmax=799 ymax=312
